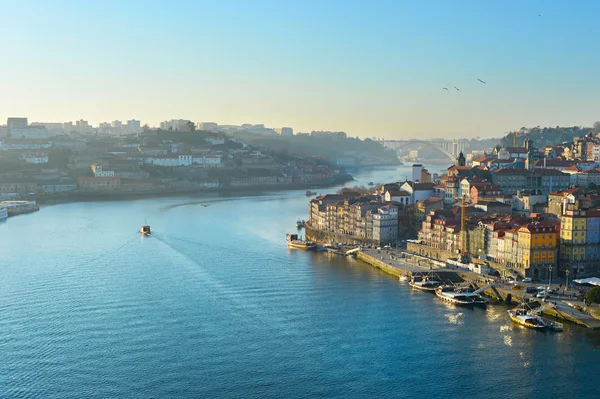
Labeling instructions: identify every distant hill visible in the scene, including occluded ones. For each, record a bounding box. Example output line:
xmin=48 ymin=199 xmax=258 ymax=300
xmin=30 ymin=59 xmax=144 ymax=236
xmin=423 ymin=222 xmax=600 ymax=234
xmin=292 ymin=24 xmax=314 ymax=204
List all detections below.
xmin=230 ymin=134 xmax=400 ymax=166
xmin=499 ymin=125 xmax=594 ymax=148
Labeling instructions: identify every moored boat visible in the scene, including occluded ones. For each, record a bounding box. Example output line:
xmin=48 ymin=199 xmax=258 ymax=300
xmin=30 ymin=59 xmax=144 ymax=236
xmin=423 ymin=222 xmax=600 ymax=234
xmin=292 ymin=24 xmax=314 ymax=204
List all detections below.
xmin=409 ymin=276 xmax=442 ymax=292
xmin=399 ymin=274 xmax=409 ymax=282
xmin=545 ymin=320 xmax=563 ymax=332
xmin=508 ymin=308 xmax=546 ymax=330
xmin=463 ymin=291 xmax=488 ymax=306
xmin=286 ymin=233 xmax=316 ymax=250
xmin=435 ymin=286 xmax=475 ymax=306
xmin=306 ymin=190 xmax=316 ymax=196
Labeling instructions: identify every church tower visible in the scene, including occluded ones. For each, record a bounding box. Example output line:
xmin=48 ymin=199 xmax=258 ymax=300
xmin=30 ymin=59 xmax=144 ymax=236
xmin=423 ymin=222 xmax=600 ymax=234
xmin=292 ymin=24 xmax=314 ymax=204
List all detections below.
xmin=456 ymin=152 xmax=466 ymax=167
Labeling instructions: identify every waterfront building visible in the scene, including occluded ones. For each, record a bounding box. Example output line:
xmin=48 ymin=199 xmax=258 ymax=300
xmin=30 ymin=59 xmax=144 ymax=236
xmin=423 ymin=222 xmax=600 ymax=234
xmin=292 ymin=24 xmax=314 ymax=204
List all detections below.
xmin=560 ymin=209 xmax=588 ymax=277
xmin=516 ymin=222 xmax=558 ymax=280
xmin=0 ymin=180 xmax=38 ymax=195
xmin=77 ymin=176 xmax=121 ymax=192
xmin=91 ymin=163 xmax=115 ymax=177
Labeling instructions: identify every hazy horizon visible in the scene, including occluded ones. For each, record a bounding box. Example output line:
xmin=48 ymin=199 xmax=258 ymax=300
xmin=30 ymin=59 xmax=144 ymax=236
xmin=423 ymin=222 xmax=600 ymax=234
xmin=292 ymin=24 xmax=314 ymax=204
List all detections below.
xmin=2 ymin=0 xmax=600 ymax=139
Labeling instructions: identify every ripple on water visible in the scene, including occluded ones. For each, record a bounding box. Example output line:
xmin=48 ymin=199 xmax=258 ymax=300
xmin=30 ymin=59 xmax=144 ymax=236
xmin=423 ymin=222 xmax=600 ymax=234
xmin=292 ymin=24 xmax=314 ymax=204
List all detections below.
xmin=1 ymin=188 xmax=600 ymax=399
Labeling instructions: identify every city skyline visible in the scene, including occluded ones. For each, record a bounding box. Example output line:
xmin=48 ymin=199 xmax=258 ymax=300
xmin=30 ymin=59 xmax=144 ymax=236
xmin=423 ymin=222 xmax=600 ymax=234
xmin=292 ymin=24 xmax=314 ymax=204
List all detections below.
xmin=2 ymin=1 xmax=600 ymax=138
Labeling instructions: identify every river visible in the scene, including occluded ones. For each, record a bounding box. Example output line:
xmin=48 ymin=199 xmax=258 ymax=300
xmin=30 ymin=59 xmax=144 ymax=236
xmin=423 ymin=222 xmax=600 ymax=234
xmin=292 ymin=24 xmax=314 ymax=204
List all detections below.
xmin=0 ymin=164 xmax=598 ymax=398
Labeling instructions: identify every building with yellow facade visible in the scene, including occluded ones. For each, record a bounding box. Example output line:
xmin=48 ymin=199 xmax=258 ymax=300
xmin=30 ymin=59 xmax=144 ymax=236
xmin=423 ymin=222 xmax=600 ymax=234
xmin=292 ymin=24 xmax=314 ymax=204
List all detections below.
xmin=559 ymin=209 xmax=587 ymax=276
xmin=517 ymin=222 xmax=558 ymax=280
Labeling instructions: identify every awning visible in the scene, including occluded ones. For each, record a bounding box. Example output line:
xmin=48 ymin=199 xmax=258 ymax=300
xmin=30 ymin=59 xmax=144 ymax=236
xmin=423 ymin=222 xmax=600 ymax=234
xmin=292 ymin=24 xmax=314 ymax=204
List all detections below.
xmin=573 ymin=277 xmax=600 ymax=286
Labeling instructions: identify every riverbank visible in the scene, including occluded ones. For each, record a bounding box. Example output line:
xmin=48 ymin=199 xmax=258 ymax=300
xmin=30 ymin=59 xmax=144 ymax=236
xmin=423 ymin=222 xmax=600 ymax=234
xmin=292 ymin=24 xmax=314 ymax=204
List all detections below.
xmin=38 ymin=174 xmax=354 ymax=205
xmin=355 ymin=248 xmax=600 ymax=329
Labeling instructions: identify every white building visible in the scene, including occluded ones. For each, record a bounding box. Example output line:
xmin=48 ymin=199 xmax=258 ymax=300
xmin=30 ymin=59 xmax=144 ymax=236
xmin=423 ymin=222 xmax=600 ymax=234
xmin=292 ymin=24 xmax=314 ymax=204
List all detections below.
xmin=20 ymin=152 xmax=49 ymax=164
xmin=0 ymin=141 xmax=52 ymax=150
xmin=160 ymin=119 xmax=192 ymax=131
xmin=91 ymin=163 xmax=115 ymax=177
xmin=400 ymin=181 xmax=435 ymax=204
xmin=197 ymin=122 xmax=218 ymax=131
xmin=9 ymin=126 xmax=49 ymax=140
xmin=192 ymin=154 xmax=222 ymax=167
xmin=373 ymin=205 xmax=399 ymax=244
xmin=126 ymin=120 xmax=141 ymax=134
xmin=204 ymin=137 xmax=225 ymax=145
xmin=384 ymin=190 xmax=411 ymax=205
xmin=146 ymin=154 xmax=193 ymax=167
xmin=7 ymin=117 xmax=28 ymax=129
xmin=276 ymin=127 xmax=293 ymax=136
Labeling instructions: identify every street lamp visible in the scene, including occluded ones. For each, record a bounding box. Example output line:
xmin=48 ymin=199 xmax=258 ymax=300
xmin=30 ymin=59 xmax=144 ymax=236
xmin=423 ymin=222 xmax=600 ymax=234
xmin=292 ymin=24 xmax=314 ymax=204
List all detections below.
xmin=548 ymin=265 xmax=553 ymax=291
xmin=566 ymin=268 xmax=570 ymax=292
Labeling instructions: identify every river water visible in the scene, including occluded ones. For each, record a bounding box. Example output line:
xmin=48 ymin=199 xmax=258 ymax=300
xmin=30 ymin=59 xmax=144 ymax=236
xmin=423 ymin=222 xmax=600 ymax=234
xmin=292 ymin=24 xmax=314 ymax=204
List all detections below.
xmin=1 ymin=164 xmax=598 ymax=398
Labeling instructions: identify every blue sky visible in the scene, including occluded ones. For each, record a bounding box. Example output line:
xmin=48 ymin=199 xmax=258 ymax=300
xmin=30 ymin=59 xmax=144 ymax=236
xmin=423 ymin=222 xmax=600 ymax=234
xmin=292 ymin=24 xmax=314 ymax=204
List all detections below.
xmin=1 ymin=0 xmax=599 ymax=138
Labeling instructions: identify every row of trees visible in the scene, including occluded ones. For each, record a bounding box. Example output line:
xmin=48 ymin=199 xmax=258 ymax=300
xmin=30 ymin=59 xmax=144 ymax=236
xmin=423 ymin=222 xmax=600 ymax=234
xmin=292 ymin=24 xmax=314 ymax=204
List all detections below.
xmin=499 ymin=124 xmax=600 ymax=148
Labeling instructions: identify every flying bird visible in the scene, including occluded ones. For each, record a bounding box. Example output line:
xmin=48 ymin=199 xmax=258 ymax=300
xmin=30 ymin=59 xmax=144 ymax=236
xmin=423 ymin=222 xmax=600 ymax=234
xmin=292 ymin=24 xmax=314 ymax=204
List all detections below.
xmin=478 ymin=79 xmax=486 ymax=84
xmin=454 ymin=86 xmax=461 ymax=91
xmin=443 ymin=87 xmax=449 ymax=91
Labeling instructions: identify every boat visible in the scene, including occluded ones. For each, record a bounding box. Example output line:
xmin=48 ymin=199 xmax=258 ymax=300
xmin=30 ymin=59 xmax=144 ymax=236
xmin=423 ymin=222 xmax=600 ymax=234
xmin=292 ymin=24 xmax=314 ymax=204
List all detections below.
xmin=140 ymin=220 xmax=151 ymax=236
xmin=0 ymin=206 xmax=7 ymax=221
xmin=306 ymin=190 xmax=316 ymax=196
xmin=507 ymin=308 xmax=547 ymax=330
xmin=286 ymin=233 xmax=316 ymax=250
xmin=296 ymin=220 xmax=305 ymax=229
xmin=408 ymin=275 xmax=442 ymax=292
xmin=463 ymin=290 xmax=489 ymax=306
xmin=435 ymin=286 xmax=475 ymax=306
xmin=399 ymin=274 xmax=409 ymax=282
xmin=545 ymin=320 xmax=563 ymax=332
xmin=368 ymin=182 xmax=374 ymax=186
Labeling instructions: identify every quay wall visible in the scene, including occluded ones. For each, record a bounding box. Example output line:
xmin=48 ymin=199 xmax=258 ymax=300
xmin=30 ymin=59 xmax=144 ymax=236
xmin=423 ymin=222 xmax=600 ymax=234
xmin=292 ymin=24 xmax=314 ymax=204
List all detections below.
xmin=356 ymin=251 xmax=463 ymax=281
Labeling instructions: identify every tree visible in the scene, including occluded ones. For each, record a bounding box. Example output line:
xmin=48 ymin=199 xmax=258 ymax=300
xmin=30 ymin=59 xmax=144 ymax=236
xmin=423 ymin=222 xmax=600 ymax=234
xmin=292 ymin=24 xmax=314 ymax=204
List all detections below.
xmin=587 ymin=286 xmax=600 ymax=304
xmin=186 ymin=121 xmax=196 ymax=132
xmin=593 ymin=121 xmax=600 ymax=134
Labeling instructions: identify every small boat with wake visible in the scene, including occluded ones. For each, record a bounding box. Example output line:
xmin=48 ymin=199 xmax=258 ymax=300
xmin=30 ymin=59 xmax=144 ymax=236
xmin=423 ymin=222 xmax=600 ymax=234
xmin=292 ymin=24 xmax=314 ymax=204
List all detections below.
xmin=286 ymin=233 xmax=316 ymax=250
xmin=140 ymin=220 xmax=151 ymax=236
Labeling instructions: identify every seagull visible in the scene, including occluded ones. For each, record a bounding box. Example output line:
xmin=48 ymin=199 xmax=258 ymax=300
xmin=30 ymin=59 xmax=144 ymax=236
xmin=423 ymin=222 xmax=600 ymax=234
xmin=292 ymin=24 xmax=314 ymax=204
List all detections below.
xmin=478 ymin=79 xmax=487 ymax=84
xmin=454 ymin=86 xmax=461 ymax=91
xmin=443 ymin=87 xmax=449 ymax=91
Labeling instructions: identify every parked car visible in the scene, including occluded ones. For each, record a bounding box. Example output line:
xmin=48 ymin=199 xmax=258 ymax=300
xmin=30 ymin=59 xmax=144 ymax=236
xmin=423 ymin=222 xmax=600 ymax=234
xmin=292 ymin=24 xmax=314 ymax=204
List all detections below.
xmin=526 ymin=286 xmax=538 ymax=294
xmin=523 ymin=277 xmax=532 ymax=283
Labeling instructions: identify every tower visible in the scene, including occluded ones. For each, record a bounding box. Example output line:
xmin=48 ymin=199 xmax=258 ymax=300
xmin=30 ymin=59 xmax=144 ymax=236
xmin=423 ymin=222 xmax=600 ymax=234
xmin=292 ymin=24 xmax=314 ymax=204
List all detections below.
xmin=456 ymin=152 xmax=466 ymax=167
xmin=525 ymin=138 xmax=534 ymax=170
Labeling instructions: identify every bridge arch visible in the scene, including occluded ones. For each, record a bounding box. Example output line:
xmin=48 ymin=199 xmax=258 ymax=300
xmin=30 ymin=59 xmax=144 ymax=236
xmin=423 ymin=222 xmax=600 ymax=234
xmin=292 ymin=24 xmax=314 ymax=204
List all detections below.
xmin=382 ymin=140 xmax=456 ymax=161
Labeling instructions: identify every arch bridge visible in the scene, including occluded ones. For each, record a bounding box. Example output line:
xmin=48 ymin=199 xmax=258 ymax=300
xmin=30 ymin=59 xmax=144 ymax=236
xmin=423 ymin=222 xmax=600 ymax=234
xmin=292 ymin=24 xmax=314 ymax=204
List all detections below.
xmin=380 ymin=140 xmax=466 ymax=161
